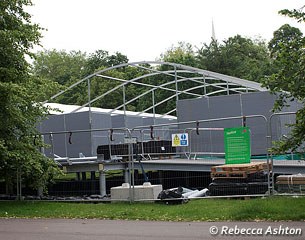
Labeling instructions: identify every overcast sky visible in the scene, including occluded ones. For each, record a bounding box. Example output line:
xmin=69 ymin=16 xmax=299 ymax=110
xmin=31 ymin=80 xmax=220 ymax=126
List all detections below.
xmin=29 ymin=0 xmax=305 ymax=61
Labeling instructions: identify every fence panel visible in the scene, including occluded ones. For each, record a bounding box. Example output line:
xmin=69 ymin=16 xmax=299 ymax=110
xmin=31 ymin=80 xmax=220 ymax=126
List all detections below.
xmin=269 ymin=112 xmax=305 ymax=195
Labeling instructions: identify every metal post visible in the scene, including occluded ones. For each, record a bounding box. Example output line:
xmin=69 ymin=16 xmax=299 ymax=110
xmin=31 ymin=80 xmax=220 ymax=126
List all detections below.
xmin=88 ymin=78 xmax=94 ymax=156
xmin=174 ymin=66 xmax=178 ymax=102
xmin=16 ymin=167 xmax=22 ymax=200
xmin=126 ymin=129 xmax=135 ymax=203
xmin=63 ymin=115 xmax=68 ymax=157
xmin=266 ymin=120 xmax=272 ymax=196
xmin=268 ymin=112 xmax=296 ymax=194
xmin=124 ymin=169 xmax=129 ymax=183
xmin=37 ymin=187 xmax=43 ymax=197
xmin=99 ymin=171 xmax=106 ymax=196
xmin=40 ymin=135 xmax=45 ymax=156
xmin=49 ymin=133 xmax=55 ymax=159
xmin=152 ymin=90 xmax=156 ymax=124
xmin=203 ymin=75 xmax=207 ymax=96
xmin=16 ymin=167 xmax=19 ymax=200
xmin=123 ymin=85 xmax=127 ymax=128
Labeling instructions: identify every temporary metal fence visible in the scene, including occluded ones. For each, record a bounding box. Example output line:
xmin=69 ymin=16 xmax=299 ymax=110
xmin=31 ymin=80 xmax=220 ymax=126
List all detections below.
xmin=5 ymin=112 xmax=305 ymax=202
xmin=269 ymin=112 xmax=305 ymax=195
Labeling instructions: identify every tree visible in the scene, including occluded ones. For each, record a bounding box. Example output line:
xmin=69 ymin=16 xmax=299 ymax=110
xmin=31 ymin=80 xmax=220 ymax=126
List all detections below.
xmin=0 ymin=0 xmax=60 ymax=195
xmin=83 ymin=50 xmax=129 ymax=76
xmin=197 ymin=39 xmax=224 ymax=73
xmin=197 ymin=35 xmax=274 ymax=82
xmin=262 ymin=8 xmax=305 ymax=153
xmin=159 ymin=42 xmax=197 ymax=67
xmin=33 ymin=49 xmax=87 ymax=85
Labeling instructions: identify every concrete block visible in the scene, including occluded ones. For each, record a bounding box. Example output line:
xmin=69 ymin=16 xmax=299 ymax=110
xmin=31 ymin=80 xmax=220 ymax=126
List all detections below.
xmin=111 ymin=182 xmax=162 ymax=201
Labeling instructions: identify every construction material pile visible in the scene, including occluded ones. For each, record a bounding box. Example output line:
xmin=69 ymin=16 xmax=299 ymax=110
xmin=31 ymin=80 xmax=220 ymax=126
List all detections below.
xmin=157 ymin=187 xmax=209 ymax=204
xmin=209 ymin=162 xmax=270 ymax=196
xmin=276 ymin=174 xmax=305 ymax=193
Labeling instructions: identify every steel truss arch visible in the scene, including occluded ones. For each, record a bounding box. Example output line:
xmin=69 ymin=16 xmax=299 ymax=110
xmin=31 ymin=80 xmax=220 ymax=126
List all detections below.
xmin=44 ymin=61 xmax=267 ymax=117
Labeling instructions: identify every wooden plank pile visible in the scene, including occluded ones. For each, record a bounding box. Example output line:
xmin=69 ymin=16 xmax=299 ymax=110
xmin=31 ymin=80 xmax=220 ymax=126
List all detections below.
xmin=209 ymin=162 xmax=270 ymax=196
xmin=276 ymin=174 xmax=305 ymax=193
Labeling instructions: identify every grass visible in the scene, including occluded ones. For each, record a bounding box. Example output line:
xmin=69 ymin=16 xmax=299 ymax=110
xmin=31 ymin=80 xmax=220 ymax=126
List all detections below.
xmin=1 ymin=196 xmax=305 ymax=221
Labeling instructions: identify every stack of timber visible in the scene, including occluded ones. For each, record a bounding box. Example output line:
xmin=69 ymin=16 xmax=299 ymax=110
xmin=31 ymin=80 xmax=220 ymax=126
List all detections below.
xmin=276 ymin=174 xmax=305 ymax=193
xmin=209 ymin=162 xmax=270 ymax=196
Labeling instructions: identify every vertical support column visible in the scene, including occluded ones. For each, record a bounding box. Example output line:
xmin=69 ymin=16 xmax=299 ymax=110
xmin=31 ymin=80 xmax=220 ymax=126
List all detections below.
xmin=49 ymin=133 xmax=55 ymax=159
xmin=267 ymin=115 xmax=274 ymax=195
xmin=203 ymin=74 xmax=207 ymax=96
xmin=16 ymin=167 xmax=22 ymax=200
xmin=226 ymin=81 xmax=230 ymax=95
xmin=185 ymin=171 xmax=190 ymax=188
xmin=90 ymin=171 xmax=95 ymax=180
xmin=87 ymin=78 xmax=94 ymax=156
xmin=158 ymin=170 xmax=163 ymax=186
xmin=174 ymin=66 xmax=179 ymax=102
xmin=123 ymin=85 xmax=126 ymax=128
xmin=99 ymin=171 xmax=106 ymax=196
xmin=16 ymin=167 xmax=19 ymax=200
xmin=76 ymin=172 xmax=81 ymax=181
xmin=124 ymin=169 xmax=129 ymax=183
xmin=63 ymin=115 xmax=68 ymax=157
xmin=130 ymin=142 xmax=135 ymax=201
xmin=37 ymin=187 xmax=43 ymax=197
xmin=152 ymin=90 xmax=156 ymax=125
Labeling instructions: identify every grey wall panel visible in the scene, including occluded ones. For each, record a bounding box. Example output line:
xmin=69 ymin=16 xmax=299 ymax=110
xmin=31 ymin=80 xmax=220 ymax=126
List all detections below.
xmin=177 ymin=97 xmax=210 ymax=123
xmin=177 ymin=97 xmax=210 ymax=139
xmin=112 ymin=115 xmax=144 ymax=128
xmin=91 ymin=112 xmax=112 ymax=155
xmin=143 ymin=117 xmax=154 ymax=126
xmin=40 ymin=115 xmax=66 ymax=158
xmin=176 ymin=92 xmax=296 ymax=156
xmin=126 ymin=116 xmax=144 ymax=129
xmin=207 ymin=95 xmax=243 ymax=152
xmin=64 ymin=112 xmax=91 ymax=157
xmin=241 ymin=92 xmax=277 ymax=155
xmin=241 ymin=92 xmax=276 ymax=116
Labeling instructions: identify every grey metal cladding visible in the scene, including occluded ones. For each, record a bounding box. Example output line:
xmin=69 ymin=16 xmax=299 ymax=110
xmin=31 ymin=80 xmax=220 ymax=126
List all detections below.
xmin=176 ymin=92 xmax=294 ymax=156
xmin=41 ymin=114 xmax=66 ymax=157
xmin=91 ymin=112 xmax=112 ymax=155
xmin=64 ymin=112 xmax=92 ymax=157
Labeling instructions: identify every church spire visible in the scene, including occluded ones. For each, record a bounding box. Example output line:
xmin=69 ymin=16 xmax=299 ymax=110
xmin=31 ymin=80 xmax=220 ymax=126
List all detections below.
xmin=212 ymin=19 xmax=216 ymax=41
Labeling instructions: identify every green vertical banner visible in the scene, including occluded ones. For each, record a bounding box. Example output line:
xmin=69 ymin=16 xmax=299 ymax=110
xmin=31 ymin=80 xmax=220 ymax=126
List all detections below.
xmin=224 ymin=127 xmax=251 ymax=164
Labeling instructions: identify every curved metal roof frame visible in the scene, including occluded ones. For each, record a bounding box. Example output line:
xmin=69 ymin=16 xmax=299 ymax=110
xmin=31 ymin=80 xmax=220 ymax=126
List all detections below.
xmin=44 ymin=61 xmax=267 ymax=117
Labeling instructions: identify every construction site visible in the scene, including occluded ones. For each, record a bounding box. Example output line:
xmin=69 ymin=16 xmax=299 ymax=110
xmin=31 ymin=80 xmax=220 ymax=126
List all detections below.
xmin=2 ymin=61 xmax=304 ymax=202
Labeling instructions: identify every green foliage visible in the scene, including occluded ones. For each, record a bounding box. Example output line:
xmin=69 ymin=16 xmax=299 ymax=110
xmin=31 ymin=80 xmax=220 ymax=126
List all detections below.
xmin=33 ymin=49 xmax=87 ymax=85
xmin=83 ymin=50 xmax=129 ymax=76
xmin=33 ymin=49 xmax=131 ymax=107
xmin=159 ymin=42 xmax=197 ymax=67
xmin=279 ymin=6 xmax=305 ymax=23
xmin=197 ymin=36 xmax=274 ymax=82
xmin=0 ymin=0 xmax=61 ymax=193
xmin=262 ymin=8 xmax=305 ymax=153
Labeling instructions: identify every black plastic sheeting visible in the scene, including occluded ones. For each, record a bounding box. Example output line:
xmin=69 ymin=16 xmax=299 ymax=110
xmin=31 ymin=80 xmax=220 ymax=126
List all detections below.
xmin=209 ymin=171 xmax=269 ymax=196
xmin=157 ymin=187 xmax=188 ymax=205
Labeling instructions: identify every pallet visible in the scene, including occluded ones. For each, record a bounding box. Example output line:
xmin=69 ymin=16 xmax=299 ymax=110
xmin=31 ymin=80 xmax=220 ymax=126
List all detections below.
xmin=211 ymin=162 xmax=271 ymax=179
xmin=211 ymin=162 xmax=270 ymax=173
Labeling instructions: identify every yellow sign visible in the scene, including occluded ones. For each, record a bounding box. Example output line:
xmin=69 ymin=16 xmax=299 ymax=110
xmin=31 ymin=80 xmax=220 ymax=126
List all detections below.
xmin=173 ymin=134 xmax=180 ymax=146
xmin=172 ymin=133 xmax=189 ymax=147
